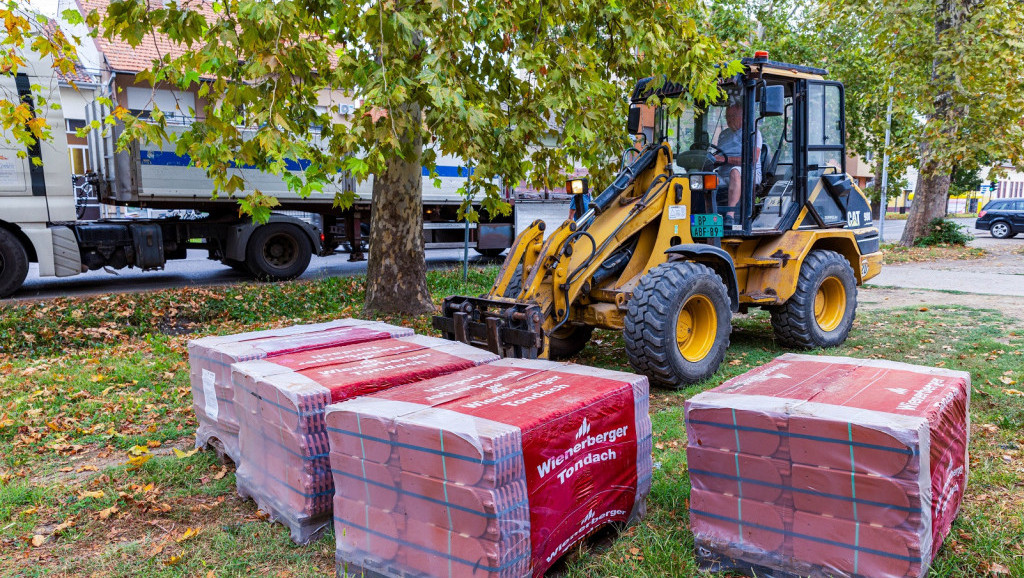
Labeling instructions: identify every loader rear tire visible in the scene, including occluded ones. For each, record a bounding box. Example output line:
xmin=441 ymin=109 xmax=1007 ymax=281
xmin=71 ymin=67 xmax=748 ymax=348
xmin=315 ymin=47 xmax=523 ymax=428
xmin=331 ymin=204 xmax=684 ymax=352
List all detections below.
xmin=770 ymin=249 xmax=857 ymax=349
xmin=624 ymin=261 xmax=732 ymax=388
xmin=0 ymin=228 xmax=29 ymax=298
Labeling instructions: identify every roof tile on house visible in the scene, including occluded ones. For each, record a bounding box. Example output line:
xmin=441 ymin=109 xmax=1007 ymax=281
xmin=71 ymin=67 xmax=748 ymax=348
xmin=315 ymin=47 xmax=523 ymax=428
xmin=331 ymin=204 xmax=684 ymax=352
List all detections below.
xmin=76 ymin=0 xmax=216 ymax=74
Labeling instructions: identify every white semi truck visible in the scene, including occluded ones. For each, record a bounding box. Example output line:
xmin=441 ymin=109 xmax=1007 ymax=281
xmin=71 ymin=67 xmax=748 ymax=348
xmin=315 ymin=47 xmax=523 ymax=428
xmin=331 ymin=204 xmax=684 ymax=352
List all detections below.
xmin=0 ymin=56 xmax=515 ymax=298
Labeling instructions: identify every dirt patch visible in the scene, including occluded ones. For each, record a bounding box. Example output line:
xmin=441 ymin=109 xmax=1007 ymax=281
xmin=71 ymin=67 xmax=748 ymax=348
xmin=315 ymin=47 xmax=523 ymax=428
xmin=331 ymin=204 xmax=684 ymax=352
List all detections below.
xmin=859 ymin=286 xmax=1024 ymax=324
xmin=30 ymin=438 xmax=195 ymax=486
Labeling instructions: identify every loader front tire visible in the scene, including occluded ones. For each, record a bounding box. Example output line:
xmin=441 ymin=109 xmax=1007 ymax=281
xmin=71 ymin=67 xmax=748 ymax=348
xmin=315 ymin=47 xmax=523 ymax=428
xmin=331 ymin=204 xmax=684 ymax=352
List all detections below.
xmin=770 ymin=249 xmax=857 ymax=349
xmin=547 ymin=325 xmax=594 ymax=360
xmin=624 ymin=261 xmax=732 ymax=388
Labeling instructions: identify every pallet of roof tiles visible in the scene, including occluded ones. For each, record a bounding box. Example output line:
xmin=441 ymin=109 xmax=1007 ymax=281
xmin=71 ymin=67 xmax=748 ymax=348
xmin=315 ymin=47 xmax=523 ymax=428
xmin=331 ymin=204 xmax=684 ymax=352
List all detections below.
xmin=231 ymin=334 xmax=498 ymax=544
xmin=685 ymin=353 xmax=970 ymax=578
xmin=325 ymin=358 xmax=653 ymax=577
xmin=187 ymin=319 xmax=412 ymax=463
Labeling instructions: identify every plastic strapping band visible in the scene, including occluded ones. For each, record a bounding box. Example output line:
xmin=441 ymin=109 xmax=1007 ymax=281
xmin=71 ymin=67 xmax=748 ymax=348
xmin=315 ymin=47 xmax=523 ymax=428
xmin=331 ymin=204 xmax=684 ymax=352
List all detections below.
xmin=849 ymin=422 xmax=860 ymax=575
xmin=326 ymin=426 xmax=523 ymax=466
xmin=691 ymin=509 xmax=922 ymax=562
xmin=732 ymin=408 xmax=743 ymax=543
xmin=332 ymin=468 xmax=529 ymax=517
xmin=439 ymin=430 xmax=453 ymax=578
xmin=356 ymin=414 xmax=371 ymax=553
xmin=688 ymin=418 xmax=918 ymax=455
xmin=687 ymin=469 xmax=917 ymax=513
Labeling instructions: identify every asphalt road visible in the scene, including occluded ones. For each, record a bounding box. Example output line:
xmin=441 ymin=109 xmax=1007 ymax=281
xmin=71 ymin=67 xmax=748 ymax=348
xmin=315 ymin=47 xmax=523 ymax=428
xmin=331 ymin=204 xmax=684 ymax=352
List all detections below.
xmin=12 ymin=247 xmax=502 ymax=302
xmin=8 ymin=216 xmax=1009 ymax=302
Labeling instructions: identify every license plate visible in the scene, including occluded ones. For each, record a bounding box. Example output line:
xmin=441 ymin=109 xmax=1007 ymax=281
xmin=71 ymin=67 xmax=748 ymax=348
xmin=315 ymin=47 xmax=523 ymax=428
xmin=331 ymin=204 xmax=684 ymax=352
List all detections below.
xmin=691 ymin=213 xmax=724 ymax=238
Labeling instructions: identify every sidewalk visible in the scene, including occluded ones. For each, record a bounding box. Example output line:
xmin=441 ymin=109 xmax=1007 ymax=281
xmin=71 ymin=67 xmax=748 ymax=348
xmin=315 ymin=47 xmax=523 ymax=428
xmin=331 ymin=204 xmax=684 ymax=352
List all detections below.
xmin=866 ymin=240 xmax=1024 ymax=297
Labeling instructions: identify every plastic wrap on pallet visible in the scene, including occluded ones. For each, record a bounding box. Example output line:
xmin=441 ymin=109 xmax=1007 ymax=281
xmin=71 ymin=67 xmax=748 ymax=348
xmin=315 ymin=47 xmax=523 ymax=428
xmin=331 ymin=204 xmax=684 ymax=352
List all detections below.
xmin=187 ymin=319 xmax=412 ymax=462
xmin=685 ymin=354 xmax=970 ymax=578
xmin=326 ymin=358 xmax=653 ymax=577
xmin=230 ymin=334 xmax=498 ymax=544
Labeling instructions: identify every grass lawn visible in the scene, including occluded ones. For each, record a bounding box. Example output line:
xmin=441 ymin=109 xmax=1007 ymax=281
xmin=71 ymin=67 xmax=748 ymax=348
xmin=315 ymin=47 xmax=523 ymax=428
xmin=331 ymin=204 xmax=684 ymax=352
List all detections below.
xmin=2 ymin=268 xmax=1022 ymax=577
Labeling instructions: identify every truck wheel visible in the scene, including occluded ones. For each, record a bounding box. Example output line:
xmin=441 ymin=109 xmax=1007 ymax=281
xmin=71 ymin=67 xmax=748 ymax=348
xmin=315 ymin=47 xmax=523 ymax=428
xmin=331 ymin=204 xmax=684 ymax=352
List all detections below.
xmin=245 ymin=223 xmax=312 ymax=281
xmin=770 ymin=250 xmax=857 ymax=349
xmin=624 ymin=261 xmax=732 ymax=388
xmin=990 ymin=221 xmax=1013 ymax=239
xmin=548 ymin=325 xmax=594 ymax=360
xmin=0 ymin=228 xmax=29 ymax=298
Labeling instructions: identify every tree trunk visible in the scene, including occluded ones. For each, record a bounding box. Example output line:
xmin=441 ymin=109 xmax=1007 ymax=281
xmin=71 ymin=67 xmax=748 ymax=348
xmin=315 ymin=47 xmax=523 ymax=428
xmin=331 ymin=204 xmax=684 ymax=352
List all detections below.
xmin=899 ymin=143 xmax=951 ymax=247
xmin=897 ymin=0 xmax=980 ymax=247
xmin=364 ymin=102 xmax=434 ymax=315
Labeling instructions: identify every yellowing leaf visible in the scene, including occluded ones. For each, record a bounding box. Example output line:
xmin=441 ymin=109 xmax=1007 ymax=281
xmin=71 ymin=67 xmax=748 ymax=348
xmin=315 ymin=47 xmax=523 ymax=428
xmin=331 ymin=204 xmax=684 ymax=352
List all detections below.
xmin=146 ymin=440 xmax=161 ymax=448
xmin=1004 ymin=389 xmax=1024 ymax=396
xmin=53 ymin=517 xmax=76 ymax=534
xmin=98 ymin=505 xmax=118 ymax=520
xmin=173 ymin=448 xmax=199 ymax=459
xmin=143 ymin=483 xmax=155 ymax=492
xmin=163 ymin=555 xmax=182 ymax=566
xmin=20 ymin=507 xmax=37 ymax=516
xmin=78 ymin=490 xmax=104 ymax=500
xmin=90 ymin=374 xmax=106 ymax=382
xmin=30 ymin=534 xmax=46 ymax=547
xmin=128 ymin=445 xmax=150 ymax=456
xmin=127 ymin=454 xmax=152 ymax=469
xmin=176 ymin=527 xmax=200 ymax=542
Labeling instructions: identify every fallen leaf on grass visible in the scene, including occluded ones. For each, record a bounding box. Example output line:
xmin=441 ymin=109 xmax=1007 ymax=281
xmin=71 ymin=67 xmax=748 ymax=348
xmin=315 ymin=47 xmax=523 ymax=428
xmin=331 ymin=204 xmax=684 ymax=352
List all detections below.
xmin=213 ymin=466 xmax=228 ymax=480
xmin=53 ymin=517 xmax=76 ymax=535
xmin=98 ymin=505 xmax=119 ymax=520
xmin=30 ymin=534 xmax=46 ymax=547
xmin=1003 ymin=389 xmax=1023 ymax=396
xmin=173 ymin=448 xmax=199 ymax=459
xmin=20 ymin=507 xmax=37 ymax=516
xmin=77 ymin=465 xmax=98 ymax=473
xmin=163 ymin=555 xmax=182 ymax=566
xmin=176 ymin=527 xmax=200 ymax=542
xmin=127 ymin=454 xmax=152 ymax=469
xmin=985 ymin=562 xmax=1010 ymax=575
xmin=128 ymin=445 xmax=150 ymax=456
xmin=79 ymin=490 xmax=104 ymax=500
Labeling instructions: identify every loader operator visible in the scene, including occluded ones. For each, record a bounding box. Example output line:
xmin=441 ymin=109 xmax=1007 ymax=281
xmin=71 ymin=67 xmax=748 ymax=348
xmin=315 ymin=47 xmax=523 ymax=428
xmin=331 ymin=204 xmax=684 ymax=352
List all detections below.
xmin=714 ymin=103 xmax=762 ymax=227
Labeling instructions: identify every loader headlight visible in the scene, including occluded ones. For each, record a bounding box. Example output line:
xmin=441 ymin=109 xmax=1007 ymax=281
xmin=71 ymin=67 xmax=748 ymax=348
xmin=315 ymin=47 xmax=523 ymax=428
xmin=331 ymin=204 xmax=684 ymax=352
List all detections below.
xmin=566 ymin=178 xmax=589 ymax=196
xmin=688 ymin=174 xmax=719 ymax=191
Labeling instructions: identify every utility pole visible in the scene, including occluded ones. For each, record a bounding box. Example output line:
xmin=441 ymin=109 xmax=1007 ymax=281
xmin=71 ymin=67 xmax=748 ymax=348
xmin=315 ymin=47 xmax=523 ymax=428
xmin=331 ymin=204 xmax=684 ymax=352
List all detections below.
xmin=879 ymin=83 xmax=893 ymax=242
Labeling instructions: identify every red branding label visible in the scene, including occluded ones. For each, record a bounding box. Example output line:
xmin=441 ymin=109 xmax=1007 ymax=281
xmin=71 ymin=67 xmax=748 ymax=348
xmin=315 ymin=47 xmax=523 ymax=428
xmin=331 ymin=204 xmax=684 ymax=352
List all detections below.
xmin=375 ymin=365 xmax=641 ymax=576
xmin=271 ymin=338 xmax=424 ymax=371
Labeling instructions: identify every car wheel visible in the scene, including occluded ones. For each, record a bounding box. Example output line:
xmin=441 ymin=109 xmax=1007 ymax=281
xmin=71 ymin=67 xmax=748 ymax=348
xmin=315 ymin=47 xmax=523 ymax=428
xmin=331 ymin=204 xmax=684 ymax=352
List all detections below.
xmin=990 ymin=221 xmax=1012 ymax=239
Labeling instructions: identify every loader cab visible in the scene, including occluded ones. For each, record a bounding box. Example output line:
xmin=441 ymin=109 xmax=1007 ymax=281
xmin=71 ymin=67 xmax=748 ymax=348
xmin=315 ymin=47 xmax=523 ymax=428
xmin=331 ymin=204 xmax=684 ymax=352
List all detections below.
xmin=630 ymin=54 xmax=866 ymax=238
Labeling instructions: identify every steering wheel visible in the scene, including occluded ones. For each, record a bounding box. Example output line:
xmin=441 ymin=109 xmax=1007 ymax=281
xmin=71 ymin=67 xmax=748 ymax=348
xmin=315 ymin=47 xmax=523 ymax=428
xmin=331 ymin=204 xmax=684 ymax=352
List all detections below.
xmin=705 ymin=143 xmax=727 ymax=164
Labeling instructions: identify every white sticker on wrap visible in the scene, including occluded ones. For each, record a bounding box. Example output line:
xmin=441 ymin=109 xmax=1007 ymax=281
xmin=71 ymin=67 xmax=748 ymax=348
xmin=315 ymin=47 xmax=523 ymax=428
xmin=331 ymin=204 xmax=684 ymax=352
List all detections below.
xmin=668 ymin=205 xmax=687 ymax=220
xmin=201 ymin=369 xmax=218 ymax=420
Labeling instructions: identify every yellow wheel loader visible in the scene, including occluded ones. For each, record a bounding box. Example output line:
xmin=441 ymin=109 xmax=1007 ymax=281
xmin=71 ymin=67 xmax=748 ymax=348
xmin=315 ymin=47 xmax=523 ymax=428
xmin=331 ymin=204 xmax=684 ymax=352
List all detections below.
xmin=433 ymin=53 xmax=883 ymax=388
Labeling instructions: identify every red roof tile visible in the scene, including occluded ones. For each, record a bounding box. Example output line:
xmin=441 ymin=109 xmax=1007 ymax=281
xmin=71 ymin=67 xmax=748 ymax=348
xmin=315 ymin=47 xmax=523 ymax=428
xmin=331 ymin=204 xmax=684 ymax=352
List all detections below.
xmin=76 ymin=0 xmax=216 ymax=74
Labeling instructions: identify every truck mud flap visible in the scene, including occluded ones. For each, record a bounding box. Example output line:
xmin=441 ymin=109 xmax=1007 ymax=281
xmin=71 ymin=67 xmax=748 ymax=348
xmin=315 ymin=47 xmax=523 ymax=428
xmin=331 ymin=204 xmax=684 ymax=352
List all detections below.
xmin=432 ymin=296 xmax=544 ymax=358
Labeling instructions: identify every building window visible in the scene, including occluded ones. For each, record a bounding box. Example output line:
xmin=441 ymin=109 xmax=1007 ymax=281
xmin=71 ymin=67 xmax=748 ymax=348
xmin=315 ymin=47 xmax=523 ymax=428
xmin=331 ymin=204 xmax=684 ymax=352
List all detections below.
xmin=68 ymin=145 xmax=91 ymax=175
xmin=66 ymin=118 xmax=87 ymax=135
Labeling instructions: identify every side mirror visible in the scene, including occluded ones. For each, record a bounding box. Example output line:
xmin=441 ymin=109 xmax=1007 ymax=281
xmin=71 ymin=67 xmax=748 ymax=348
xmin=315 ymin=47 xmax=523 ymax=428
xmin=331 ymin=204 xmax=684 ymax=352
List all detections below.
xmin=627 ymin=104 xmax=641 ymax=134
xmin=760 ymin=85 xmax=784 ymax=117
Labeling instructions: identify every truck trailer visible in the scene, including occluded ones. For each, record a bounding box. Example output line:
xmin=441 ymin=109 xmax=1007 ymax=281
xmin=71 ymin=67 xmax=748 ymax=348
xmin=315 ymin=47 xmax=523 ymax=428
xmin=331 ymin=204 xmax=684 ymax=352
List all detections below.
xmin=0 ymin=55 xmax=515 ymax=298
